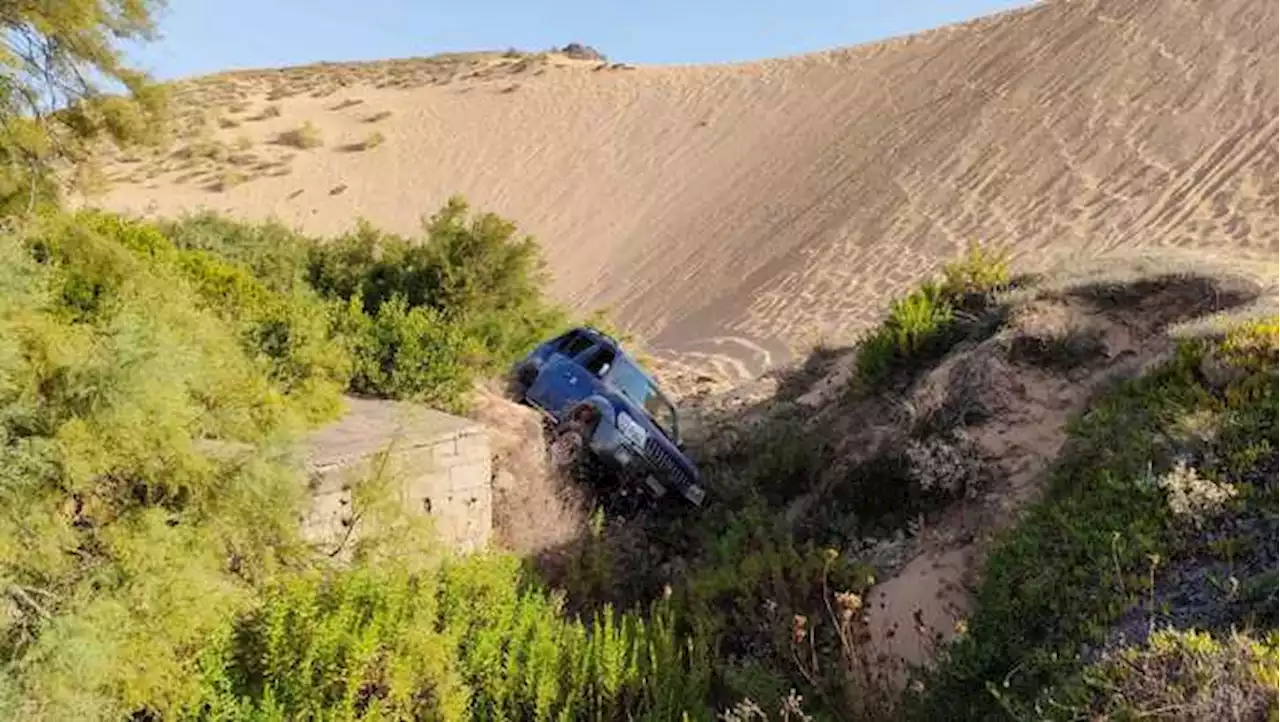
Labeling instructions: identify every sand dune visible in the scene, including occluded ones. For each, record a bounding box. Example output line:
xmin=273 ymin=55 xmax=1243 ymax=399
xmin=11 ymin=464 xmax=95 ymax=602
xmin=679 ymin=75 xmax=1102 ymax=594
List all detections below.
xmin=98 ymin=0 xmax=1278 ymax=382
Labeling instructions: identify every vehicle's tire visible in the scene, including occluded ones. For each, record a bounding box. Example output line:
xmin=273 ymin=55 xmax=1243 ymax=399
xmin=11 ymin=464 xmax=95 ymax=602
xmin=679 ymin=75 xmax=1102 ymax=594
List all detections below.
xmin=508 ymin=362 xmax=538 ymax=401
xmin=548 ymin=424 xmax=587 ymax=474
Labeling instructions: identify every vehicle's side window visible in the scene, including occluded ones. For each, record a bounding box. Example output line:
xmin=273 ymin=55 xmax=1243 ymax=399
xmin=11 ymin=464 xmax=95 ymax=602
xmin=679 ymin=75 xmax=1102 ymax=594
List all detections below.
xmin=583 ymin=347 xmax=616 ymax=377
xmin=559 ymin=332 xmax=594 ymax=358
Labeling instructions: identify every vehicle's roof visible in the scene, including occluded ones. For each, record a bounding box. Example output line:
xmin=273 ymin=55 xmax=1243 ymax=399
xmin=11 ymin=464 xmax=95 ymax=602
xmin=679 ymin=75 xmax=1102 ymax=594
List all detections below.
xmin=576 ymin=325 xmax=618 ymax=346
xmin=568 ymin=326 xmax=670 ymax=388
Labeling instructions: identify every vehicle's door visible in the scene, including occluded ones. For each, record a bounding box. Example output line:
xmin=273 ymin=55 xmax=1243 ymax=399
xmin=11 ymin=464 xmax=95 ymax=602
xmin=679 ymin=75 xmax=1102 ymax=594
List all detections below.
xmin=527 ymin=332 xmax=597 ymax=415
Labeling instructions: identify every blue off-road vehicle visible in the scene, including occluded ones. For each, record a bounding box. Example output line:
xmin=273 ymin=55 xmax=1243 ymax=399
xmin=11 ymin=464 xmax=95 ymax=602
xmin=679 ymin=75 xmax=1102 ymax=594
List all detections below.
xmin=512 ymin=327 xmax=706 ymax=507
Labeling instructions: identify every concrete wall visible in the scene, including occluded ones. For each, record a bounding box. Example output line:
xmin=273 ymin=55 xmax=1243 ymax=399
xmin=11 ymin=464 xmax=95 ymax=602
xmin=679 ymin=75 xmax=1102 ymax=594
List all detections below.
xmin=300 ymin=396 xmax=492 ymax=556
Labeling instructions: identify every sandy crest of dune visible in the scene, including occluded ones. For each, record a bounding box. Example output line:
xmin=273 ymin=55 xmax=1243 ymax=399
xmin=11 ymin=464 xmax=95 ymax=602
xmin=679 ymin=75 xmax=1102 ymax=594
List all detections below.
xmin=99 ymin=0 xmax=1278 ymax=384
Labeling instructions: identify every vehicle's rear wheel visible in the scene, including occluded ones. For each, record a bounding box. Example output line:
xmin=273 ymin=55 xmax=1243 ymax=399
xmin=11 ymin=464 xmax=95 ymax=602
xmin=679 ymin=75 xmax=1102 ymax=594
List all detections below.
xmin=508 ymin=362 xmax=539 ymax=401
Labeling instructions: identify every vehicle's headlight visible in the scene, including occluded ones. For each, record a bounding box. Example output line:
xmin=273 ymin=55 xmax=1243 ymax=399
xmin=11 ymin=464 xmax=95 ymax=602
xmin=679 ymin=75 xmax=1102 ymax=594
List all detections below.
xmin=616 ymin=412 xmax=648 ymax=447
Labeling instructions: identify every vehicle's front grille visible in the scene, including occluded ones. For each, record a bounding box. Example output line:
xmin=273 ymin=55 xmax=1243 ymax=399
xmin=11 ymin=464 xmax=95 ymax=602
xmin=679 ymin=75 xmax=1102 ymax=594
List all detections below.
xmin=644 ymin=437 xmax=691 ymax=488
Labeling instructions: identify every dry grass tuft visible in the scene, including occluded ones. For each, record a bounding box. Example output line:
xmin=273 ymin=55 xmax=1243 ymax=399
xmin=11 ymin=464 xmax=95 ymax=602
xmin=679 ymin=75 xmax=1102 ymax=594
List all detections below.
xmin=339 ymin=131 xmax=385 ymax=152
xmin=227 ymin=152 xmax=259 ymax=167
xmin=275 ymin=121 xmax=324 ymax=149
xmin=248 ymin=104 xmax=282 ymax=121
xmin=209 ymin=170 xmax=248 ymax=192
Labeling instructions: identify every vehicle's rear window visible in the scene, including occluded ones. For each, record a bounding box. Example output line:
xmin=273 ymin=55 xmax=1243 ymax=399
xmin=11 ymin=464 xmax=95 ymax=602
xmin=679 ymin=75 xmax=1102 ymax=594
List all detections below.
xmin=557 ymin=331 xmax=595 ymax=358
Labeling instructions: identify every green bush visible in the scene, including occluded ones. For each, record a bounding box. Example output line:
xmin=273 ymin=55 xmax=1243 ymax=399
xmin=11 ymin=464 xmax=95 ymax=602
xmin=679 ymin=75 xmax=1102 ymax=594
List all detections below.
xmin=38 ymin=210 xmax=350 ymax=424
xmin=307 ymin=198 xmax=552 ymax=322
xmin=305 ymin=197 xmax=566 ymax=394
xmin=160 ymin=211 xmax=316 ymax=293
xmin=0 ymin=221 xmax=314 ymax=720
xmin=343 ymin=294 xmax=476 ymax=411
xmin=940 ymin=243 xmax=1011 ymax=300
xmin=1073 ymin=629 xmax=1279 ymax=720
xmin=160 ymin=201 xmax=568 ymax=411
xmin=853 ymin=243 xmax=1010 ymax=388
xmin=855 ymin=281 xmax=956 ymax=385
xmin=188 ymin=556 xmax=713 ymax=721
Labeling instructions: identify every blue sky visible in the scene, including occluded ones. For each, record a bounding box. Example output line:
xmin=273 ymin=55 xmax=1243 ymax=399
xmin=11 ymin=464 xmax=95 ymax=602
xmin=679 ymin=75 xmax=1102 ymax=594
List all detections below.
xmin=129 ymin=0 xmax=1036 ymax=80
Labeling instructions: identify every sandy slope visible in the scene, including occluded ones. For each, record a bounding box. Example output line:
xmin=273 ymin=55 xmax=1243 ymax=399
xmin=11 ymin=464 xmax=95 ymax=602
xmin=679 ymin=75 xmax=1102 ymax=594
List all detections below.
xmin=98 ymin=0 xmax=1278 ymax=383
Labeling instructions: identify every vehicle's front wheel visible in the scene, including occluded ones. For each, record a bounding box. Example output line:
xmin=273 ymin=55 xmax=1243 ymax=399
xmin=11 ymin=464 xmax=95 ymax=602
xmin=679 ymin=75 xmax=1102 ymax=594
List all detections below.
xmin=548 ymin=425 xmax=586 ymax=471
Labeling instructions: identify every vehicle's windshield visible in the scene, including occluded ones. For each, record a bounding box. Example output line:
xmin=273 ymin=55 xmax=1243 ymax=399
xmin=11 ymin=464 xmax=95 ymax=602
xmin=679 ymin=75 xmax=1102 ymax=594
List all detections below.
xmin=608 ymin=357 xmax=679 ymax=442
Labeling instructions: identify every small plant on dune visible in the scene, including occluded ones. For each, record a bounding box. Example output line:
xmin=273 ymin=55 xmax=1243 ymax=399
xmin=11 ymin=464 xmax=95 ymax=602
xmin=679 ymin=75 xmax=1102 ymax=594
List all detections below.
xmin=217 ymin=115 xmax=240 ymax=129
xmin=855 ymin=281 xmax=955 ymax=385
xmin=174 ymin=140 xmax=228 ymax=162
xmin=342 ymin=131 xmax=385 ymax=152
xmin=329 ymin=97 xmax=364 ymax=111
xmin=276 ymin=121 xmax=324 ymax=149
xmin=1074 ymin=629 xmax=1279 ymax=721
xmin=940 ymin=242 xmax=1012 ymax=300
xmin=1212 ymin=316 xmax=1280 ymax=379
xmin=249 ymin=103 xmax=282 ymax=121
xmin=721 ymin=691 xmax=815 ymax=722
xmin=904 ymin=434 xmax=984 ymax=500
xmin=232 ymin=134 xmax=254 ymax=151
xmin=1155 ymin=461 xmax=1238 ymax=528
xmin=266 ymin=86 xmax=296 ymax=101
xmin=852 ymin=242 xmax=1011 ymax=389
xmin=210 ymin=170 xmax=248 ymax=192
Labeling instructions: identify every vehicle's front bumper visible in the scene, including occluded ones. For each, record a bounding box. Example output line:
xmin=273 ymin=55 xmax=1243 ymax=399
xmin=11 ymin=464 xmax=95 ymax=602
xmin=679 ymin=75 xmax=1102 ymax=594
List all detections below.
xmin=589 ymin=424 xmax=706 ymax=506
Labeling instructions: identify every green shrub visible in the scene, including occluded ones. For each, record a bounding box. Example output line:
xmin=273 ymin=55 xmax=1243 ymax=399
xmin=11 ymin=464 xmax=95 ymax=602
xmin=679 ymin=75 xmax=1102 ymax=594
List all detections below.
xmin=307 ymin=197 xmax=566 ymax=385
xmin=158 ymin=201 xmax=567 ymax=412
xmin=56 ymin=211 xmax=350 ymax=424
xmin=344 ymin=294 xmax=475 ymax=411
xmin=1072 ymin=629 xmax=1279 ymax=720
xmin=0 ymin=222 xmax=313 ymax=721
xmin=852 ymin=242 xmax=1010 ymax=388
xmin=940 ymin=242 xmax=1011 ymax=299
xmin=855 ymin=281 xmax=956 ymax=385
xmin=188 ymin=556 xmax=713 ymax=721
xmin=309 ymin=198 xmax=550 ymax=320
xmin=160 ymin=211 xmax=315 ymax=294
